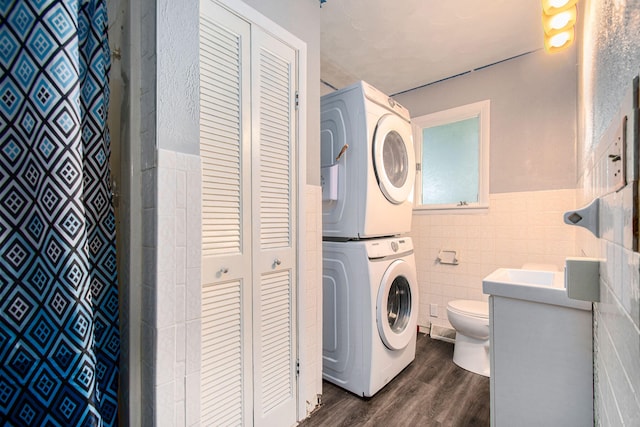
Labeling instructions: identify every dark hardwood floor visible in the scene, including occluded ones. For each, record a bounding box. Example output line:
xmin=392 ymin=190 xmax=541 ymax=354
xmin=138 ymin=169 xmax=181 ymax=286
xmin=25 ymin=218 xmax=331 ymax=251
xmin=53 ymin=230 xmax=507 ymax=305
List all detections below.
xmin=298 ymin=334 xmax=490 ymax=427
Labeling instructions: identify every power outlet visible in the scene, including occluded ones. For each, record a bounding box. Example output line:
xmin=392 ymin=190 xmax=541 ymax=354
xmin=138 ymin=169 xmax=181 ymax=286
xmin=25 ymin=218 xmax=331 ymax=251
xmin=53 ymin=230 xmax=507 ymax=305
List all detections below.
xmin=430 ymin=303 xmax=438 ymax=317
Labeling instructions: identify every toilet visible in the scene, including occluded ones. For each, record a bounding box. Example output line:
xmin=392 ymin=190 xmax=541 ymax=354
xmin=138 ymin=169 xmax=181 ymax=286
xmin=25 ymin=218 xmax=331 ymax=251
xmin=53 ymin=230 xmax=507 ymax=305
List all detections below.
xmin=446 ymin=299 xmax=490 ymax=377
xmin=445 ymin=264 xmax=558 ymax=378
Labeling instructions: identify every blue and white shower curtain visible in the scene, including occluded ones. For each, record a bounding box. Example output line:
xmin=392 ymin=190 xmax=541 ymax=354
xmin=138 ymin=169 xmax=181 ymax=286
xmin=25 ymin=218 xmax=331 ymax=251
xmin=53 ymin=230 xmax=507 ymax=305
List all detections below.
xmin=0 ymin=0 xmax=120 ymax=425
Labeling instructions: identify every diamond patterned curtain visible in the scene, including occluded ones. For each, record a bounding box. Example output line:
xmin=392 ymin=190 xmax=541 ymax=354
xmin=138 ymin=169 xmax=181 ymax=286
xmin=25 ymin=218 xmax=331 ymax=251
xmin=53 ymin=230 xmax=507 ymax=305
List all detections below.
xmin=0 ymin=0 xmax=120 ymax=425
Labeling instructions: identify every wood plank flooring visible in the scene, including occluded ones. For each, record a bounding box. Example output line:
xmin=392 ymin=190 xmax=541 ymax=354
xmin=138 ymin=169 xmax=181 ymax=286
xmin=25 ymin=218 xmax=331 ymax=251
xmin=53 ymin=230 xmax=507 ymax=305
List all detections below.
xmin=298 ymin=334 xmax=490 ymax=427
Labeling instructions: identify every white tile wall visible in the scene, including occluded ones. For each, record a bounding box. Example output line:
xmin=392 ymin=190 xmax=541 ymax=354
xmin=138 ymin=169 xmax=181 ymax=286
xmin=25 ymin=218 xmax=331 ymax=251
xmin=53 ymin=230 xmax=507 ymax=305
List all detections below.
xmin=410 ymin=189 xmax=577 ymax=329
xmin=576 ymin=140 xmax=640 ymax=426
xmin=300 ymin=185 xmax=323 ymax=417
xmin=577 ymin=189 xmax=640 ymax=426
xmin=150 ymin=149 xmax=202 ymax=427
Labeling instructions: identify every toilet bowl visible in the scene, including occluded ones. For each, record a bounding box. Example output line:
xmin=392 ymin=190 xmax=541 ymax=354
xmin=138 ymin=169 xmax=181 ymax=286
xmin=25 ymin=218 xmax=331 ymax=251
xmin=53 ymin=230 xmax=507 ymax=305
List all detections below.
xmin=446 ymin=300 xmax=490 ymax=377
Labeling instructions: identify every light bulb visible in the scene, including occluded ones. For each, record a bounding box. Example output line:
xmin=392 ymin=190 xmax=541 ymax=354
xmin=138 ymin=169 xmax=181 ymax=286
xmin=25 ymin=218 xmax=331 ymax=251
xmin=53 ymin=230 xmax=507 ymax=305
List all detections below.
xmin=549 ymin=11 xmax=572 ymax=29
xmin=544 ymin=27 xmax=575 ymax=52
xmin=542 ymin=6 xmax=576 ymax=35
xmin=549 ymin=32 xmax=571 ymax=47
xmin=541 ymin=0 xmax=578 ymax=14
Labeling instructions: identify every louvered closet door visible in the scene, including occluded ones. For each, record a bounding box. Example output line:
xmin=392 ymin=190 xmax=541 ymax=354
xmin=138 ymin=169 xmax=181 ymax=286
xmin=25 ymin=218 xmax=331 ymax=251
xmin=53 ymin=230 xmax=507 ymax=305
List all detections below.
xmin=251 ymin=27 xmax=298 ymax=427
xmin=199 ymin=2 xmax=253 ymax=425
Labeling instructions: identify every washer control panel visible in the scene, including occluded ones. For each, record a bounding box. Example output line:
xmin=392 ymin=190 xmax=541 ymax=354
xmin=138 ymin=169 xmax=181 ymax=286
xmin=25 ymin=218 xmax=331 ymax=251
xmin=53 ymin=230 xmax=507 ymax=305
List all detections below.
xmin=366 ymin=237 xmax=413 ymax=259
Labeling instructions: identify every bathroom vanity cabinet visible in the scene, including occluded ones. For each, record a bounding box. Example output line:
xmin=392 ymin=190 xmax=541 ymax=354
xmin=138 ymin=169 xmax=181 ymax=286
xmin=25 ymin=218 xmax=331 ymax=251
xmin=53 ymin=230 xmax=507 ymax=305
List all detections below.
xmin=488 ymin=295 xmax=593 ymax=427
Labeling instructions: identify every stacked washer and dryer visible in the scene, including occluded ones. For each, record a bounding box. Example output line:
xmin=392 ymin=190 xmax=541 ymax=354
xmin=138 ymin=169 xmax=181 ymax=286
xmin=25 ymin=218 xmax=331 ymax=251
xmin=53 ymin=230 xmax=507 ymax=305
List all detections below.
xmin=320 ymin=81 xmax=419 ymax=397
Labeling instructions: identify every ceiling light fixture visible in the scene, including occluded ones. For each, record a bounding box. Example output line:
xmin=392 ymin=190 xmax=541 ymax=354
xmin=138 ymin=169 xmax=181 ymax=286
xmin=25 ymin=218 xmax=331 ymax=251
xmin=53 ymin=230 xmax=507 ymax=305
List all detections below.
xmin=542 ymin=0 xmax=578 ymax=53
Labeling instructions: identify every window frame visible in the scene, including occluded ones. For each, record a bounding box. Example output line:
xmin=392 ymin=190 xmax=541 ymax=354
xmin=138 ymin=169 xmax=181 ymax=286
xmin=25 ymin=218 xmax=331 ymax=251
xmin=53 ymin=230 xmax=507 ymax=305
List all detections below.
xmin=412 ymin=99 xmax=490 ymax=213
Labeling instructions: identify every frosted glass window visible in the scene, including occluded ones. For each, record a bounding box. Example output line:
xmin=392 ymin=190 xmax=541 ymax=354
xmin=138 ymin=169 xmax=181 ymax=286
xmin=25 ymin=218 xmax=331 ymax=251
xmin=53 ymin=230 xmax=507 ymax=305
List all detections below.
xmin=422 ymin=117 xmax=479 ymax=205
xmin=412 ymin=100 xmax=490 ymax=212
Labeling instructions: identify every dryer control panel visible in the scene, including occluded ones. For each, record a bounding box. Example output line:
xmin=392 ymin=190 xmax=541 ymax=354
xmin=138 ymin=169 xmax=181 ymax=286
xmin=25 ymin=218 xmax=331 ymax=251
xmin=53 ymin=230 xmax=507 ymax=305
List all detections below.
xmin=361 ymin=81 xmax=410 ymax=121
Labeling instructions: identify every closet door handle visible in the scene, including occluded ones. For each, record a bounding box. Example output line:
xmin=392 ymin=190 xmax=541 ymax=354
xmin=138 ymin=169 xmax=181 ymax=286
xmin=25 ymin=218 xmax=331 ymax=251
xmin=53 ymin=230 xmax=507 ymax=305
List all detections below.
xmin=219 ymin=267 xmax=229 ymax=274
xmin=273 ymin=258 xmax=282 ymax=268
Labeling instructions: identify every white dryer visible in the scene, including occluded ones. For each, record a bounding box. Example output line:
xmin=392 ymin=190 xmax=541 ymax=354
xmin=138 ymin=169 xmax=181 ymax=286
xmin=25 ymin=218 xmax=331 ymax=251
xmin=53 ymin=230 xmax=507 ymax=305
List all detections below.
xmin=321 ymin=81 xmax=416 ymax=239
xmin=322 ymin=237 xmax=418 ymax=397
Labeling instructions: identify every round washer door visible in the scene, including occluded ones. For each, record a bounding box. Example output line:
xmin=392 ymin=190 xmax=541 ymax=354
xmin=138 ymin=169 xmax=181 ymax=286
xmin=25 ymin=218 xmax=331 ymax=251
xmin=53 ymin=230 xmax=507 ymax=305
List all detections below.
xmin=372 ymin=114 xmax=416 ymax=204
xmin=376 ymin=259 xmax=418 ymax=351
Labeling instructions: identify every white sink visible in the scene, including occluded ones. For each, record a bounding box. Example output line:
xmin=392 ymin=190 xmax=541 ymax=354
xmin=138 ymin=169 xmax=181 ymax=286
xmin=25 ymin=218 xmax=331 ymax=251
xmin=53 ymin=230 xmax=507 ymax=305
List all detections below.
xmin=482 ymin=268 xmax=591 ymax=310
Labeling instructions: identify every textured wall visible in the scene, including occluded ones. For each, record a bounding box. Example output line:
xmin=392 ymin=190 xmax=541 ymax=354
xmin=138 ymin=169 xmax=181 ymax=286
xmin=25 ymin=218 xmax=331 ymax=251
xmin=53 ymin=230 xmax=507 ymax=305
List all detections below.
xmin=576 ymin=0 xmax=640 ymax=426
xmin=395 ymin=48 xmax=577 ymax=194
xmin=577 ymin=0 xmax=640 ymax=425
xmin=156 ymin=0 xmax=200 ymax=155
xmin=578 ymin=0 xmax=640 ymax=170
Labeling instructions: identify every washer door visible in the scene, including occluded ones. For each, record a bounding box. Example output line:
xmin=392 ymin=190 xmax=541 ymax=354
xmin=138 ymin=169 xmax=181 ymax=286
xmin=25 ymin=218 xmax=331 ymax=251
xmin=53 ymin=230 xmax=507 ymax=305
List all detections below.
xmin=372 ymin=114 xmax=416 ymax=204
xmin=376 ymin=259 xmax=418 ymax=350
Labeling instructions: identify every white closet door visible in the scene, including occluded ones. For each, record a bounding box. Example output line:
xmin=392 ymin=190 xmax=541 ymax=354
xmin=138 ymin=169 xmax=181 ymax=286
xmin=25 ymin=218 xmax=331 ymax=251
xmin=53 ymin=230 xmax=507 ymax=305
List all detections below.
xmin=199 ymin=2 xmax=253 ymax=425
xmin=251 ymin=27 xmax=298 ymax=427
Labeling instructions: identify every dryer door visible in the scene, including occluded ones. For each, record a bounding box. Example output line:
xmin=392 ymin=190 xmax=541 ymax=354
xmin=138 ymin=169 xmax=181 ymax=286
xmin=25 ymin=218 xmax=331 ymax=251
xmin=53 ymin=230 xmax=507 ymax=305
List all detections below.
xmin=376 ymin=259 xmax=418 ymax=350
xmin=372 ymin=114 xmax=416 ymax=204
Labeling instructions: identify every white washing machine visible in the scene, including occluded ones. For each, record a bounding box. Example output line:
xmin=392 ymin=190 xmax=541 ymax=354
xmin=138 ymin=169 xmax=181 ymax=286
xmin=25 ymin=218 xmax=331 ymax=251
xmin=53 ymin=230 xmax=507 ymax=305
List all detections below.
xmin=322 ymin=237 xmax=418 ymax=397
xmin=321 ymin=81 xmax=416 ymax=239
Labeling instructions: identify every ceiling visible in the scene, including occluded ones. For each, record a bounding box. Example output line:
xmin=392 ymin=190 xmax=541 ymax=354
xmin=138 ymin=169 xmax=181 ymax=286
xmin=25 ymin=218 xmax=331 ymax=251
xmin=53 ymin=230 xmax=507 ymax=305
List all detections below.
xmin=320 ymin=0 xmax=545 ymax=96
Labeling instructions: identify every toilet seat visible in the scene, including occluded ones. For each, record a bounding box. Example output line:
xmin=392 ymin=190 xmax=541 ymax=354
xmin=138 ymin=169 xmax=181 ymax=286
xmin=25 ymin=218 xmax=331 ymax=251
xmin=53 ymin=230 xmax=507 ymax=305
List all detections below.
xmin=447 ymin=300 xmax=489 ymax=319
